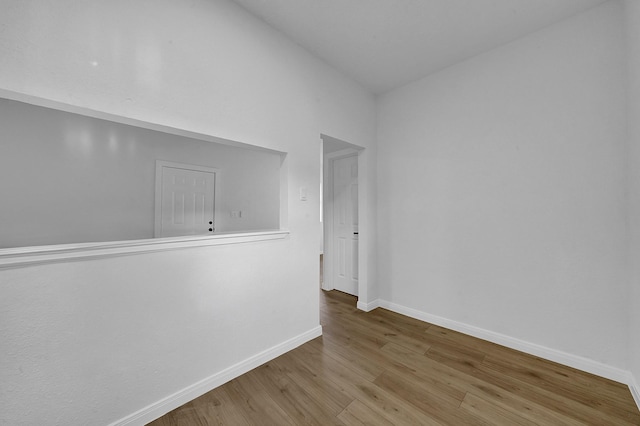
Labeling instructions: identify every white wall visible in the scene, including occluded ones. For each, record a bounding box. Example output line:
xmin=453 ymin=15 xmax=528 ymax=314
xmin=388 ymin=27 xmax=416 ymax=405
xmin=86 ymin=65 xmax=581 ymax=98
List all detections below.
xmin=0 ymin=0 xmax=375 ymax=424
xmin=377 ymin=1 xmax=629 ymax=372
xmin=624 ymin=0 xmax=640 ymax=401
xmin=0 ymin=97 xmax=282 ymax=248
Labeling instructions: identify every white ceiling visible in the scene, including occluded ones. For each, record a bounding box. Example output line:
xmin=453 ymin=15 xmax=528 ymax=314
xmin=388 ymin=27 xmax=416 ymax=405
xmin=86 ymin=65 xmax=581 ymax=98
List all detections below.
xmin=232 ymin=0 xmax=608 ymax=94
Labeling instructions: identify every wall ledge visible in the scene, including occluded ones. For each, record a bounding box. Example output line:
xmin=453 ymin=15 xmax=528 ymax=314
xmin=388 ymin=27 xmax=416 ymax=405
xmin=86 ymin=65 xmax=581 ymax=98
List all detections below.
xmin=0 ymin=230 xmax=289 ymax=270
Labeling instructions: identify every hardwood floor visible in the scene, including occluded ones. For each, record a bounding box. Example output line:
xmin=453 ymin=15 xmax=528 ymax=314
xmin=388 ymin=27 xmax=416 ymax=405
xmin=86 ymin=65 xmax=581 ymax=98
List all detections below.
xmin=149 ymin=290 xmax=640 ymax=425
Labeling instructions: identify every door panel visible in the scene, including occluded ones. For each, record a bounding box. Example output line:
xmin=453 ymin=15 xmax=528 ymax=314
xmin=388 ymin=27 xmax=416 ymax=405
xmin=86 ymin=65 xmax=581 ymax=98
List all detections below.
xmin=352 ymin=239 xmax=359 ymax=281
xmin=332 ymin=154 xmax=358 ymax=295
xmin=159 ymin=166 xmax=216 ymax=237
xmin=338 ymin=238 xmax=346 ymax=277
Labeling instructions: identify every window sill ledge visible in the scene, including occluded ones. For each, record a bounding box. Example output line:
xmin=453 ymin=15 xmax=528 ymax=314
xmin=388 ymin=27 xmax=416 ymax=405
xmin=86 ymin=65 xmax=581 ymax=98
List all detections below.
xmin=0 ymin=230 xmax=290 ymax=270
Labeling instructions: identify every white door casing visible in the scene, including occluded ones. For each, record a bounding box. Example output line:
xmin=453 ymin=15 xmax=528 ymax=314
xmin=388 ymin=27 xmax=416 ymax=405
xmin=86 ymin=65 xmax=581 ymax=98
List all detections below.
xmin=331 ymin=154 xmax=358 ymax=295
xmin=155 ymin=161 xmax=218 ymax=238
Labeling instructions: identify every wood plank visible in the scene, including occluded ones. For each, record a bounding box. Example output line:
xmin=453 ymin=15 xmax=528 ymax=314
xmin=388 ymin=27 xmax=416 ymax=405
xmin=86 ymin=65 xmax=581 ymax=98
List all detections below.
xmin=479 ymin=342 xmax=631 ymax=395
xmin=250 ymin=362 xmax=344 ymax=425
xmin=460 ymin=393 xmax=536 ymax=426
xmin=270 ymin=354 xmax=354 ymax=416
xmin=199 ymin=388 xmax=253 ymax=426
xmin=148 ymin=390 xmax=251 ymax=426
xmin=423 ymin=343 xmax=637 ymax=425
xmin=326 ymin=336 xmax=467 ymax=404
xmin=483 ymin=353 xmax=639 ymax=412
xmin=289 ymin=337 xmax=444 ymax=425
xmin=324 ymin=314 xmax=432 ymax=357
xmin=324 ymin=303 xmax=433 ymax=353
xmin=481 ymin=354 xmax=640 ymax=424
xmin=336 ymin=399 xmax=394 ymax=426
xmin=369 ymin=307 xmax=433 ymax=334
xmin=306 ymin=336 xmax=383 ymax=382
xmin=222 ymin=373 xmax=296 ymax=425
xmin=427 ymin=322 xmax=634 ymax=409
xmin=373 ymin=371 xmax=493 ymax=425
xmin=337 ymin=378 xmax=445 ymax=426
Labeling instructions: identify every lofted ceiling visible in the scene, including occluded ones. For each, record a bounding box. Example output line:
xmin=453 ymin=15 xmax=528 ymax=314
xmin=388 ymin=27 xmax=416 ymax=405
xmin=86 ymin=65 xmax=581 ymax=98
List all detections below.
xmin=232 ymin=0 xmax=609 ymax=94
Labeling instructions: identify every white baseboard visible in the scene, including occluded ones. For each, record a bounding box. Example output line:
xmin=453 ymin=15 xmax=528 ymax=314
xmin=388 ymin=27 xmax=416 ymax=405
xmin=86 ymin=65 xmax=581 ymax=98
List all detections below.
xmin=630 ymin=373 xmax=640 ymax=411
xmin=378 ymin=300 xmax=631 ymax=385
xmin=109 ymin=326 xmax=323 ymax=426
xmin=357 ymin=298 xmax=380 ymax=312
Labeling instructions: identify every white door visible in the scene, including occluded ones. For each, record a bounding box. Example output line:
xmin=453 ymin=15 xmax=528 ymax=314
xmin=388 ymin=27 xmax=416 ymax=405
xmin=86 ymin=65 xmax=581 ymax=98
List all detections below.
xmin=155 ymin=161 xmax=217 ymax=237
xmin=332 ymin=154 xmax=358 ymax=295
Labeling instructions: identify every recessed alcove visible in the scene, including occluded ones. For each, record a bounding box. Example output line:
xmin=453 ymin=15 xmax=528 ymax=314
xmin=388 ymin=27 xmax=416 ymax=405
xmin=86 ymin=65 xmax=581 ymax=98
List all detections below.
xmin=0 ymin=94 xmax=288 ymax=268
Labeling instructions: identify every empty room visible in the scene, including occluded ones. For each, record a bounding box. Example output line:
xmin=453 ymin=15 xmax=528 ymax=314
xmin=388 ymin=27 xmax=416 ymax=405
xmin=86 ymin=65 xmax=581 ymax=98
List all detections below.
xmin=1 ymin=0 xmax=640 ymax=424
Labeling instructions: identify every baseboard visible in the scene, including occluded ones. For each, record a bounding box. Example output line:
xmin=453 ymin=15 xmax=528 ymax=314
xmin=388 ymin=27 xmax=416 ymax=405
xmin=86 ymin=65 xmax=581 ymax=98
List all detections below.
xmin=109 ymin=325 xmax=323 ymax=426
xmin=630 ymin=373 xmax=640 ymax=411
xmin=357 ymin=298 xmax=380 ymax=312
xmin=378 ymin=300 xmax=630 ymax=384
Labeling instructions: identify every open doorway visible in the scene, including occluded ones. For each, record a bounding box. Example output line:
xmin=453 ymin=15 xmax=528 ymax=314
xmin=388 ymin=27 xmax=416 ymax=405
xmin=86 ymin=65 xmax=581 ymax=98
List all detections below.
xmin=320 ymin=135 xmax=364 ymax=298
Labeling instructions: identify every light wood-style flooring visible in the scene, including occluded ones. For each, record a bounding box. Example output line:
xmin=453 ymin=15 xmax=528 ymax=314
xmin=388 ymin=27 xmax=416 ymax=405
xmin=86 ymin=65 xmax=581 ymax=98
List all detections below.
xmin=149 ymin=290 xmax=640 ymax=425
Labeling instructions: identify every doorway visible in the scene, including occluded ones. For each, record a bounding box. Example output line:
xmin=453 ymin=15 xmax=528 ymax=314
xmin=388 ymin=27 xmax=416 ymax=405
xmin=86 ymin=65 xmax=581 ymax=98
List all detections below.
xmin=321 ymin=135 xmax=363 ymax=298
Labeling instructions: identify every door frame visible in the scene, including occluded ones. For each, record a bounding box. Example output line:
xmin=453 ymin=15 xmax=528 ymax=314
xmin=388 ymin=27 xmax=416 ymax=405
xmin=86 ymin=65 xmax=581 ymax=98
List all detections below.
xmin=154 ymin=160 xmax=220 ymax=238
xmin=322 ymin=148 xmax=359 ymax=293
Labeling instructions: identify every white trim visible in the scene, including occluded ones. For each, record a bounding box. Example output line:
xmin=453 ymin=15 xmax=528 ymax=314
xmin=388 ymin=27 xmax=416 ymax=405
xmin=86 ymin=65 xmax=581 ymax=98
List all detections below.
xmin=378 ymin=300 xmax=631 ymax=384
xmin=109 ymin=326 xmax=322 ymax=426
xmin=0 ymin=230 xmax=289 ymax=270
xmin=630 ymin=374 xmax=640 ymax=411
xmin=357 ymin=299 xmax=380 ymax=312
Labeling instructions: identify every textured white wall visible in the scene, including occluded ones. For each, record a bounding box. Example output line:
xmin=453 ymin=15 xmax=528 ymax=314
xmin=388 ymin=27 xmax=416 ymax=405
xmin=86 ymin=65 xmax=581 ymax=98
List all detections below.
xmin=376 ymin=2 xmax=628 ymax=370
xmin=0 ymin=0 xmax=375 ymax=424
xmin=624 ymin=0 xmax=640 ymax=395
